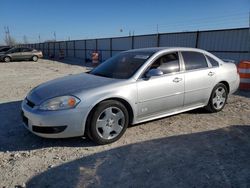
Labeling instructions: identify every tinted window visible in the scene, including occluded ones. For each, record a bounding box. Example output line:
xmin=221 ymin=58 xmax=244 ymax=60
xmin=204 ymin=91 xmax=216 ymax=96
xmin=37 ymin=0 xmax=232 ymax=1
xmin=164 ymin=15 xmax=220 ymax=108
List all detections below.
xmin=21 ymin=48 xmax=32 ymax=52
xmin=206 ymin=55 xmax=219 ymax=67
xmin=7 ymin=48 xmax=20 ymax=53
xmin=0 ymin=47 xmax=11 ymax=52
xmin=182 ymin=52 xmax=208 ymax=70
xmin=90 ymin=51 xmax=154 ymax=79
xmin=149 ymin=52 xmax=180 ymax=74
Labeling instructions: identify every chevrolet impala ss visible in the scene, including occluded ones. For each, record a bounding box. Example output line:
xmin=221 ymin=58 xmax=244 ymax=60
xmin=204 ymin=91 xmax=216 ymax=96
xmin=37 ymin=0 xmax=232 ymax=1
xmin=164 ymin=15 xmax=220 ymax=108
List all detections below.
xmin=21 ymin=47 xmax=240 ymax=144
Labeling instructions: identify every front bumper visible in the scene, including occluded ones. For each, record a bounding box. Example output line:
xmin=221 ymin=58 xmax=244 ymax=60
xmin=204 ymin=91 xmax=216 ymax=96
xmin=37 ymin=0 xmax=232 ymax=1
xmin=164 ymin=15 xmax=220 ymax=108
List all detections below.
xmin=21 ymin=100 xmax=89 ymax=138
xmin=37 ymin=54 xmax=43 ymax=58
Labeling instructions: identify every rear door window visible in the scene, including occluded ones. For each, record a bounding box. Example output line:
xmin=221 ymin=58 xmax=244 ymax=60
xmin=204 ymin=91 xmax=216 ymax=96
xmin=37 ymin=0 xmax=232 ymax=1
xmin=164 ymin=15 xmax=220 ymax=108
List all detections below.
xmin=182 ymin=51 xmax=208 ymax=71
xmin=21 ymin=48 xmax=32 ymax=52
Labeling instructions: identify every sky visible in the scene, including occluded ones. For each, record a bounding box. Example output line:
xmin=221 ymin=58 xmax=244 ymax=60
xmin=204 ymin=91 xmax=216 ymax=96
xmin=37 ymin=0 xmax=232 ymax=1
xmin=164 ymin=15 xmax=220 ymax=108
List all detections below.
xmin=0 ymin=0 xmax=249 ymax=44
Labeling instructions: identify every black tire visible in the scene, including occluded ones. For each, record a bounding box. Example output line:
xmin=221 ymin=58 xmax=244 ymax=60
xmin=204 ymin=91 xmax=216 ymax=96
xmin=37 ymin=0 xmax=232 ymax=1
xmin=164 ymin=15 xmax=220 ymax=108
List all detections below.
xmin=87 ymin=100 xmax=129 ymax=145
xmin=32 ymin=55 xmax=38 ymax=62
xmin=3 ymin=56 xmax=11 ymax=63
xmin=205 ymin=83 xmax=228 ymax=113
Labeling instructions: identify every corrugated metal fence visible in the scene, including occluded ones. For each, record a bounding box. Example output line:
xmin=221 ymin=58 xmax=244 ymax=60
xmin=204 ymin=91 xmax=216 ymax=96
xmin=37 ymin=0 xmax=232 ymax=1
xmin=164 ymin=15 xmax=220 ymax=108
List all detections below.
xmin=21 ymin=28 xmax=250 ymax=62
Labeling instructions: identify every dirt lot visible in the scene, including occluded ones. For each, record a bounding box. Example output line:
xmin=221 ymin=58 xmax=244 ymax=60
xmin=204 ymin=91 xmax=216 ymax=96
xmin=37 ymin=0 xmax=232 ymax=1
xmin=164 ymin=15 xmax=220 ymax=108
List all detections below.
xmin=0 ymin=59 xmax=249 ymax=188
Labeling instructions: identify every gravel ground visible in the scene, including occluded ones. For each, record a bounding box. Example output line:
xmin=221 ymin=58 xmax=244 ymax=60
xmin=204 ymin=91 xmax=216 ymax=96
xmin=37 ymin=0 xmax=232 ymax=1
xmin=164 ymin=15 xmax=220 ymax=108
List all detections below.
xmin=0 ymin=59 xmax=249 ymax=188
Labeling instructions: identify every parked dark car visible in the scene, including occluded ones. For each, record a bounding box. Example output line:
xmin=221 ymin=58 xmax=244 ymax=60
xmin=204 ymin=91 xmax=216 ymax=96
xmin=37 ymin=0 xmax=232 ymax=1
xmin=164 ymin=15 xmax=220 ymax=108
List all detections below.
xmin=0 ymin=47 xmax=43 ymax=62
xmin=0 ymin=46 xmax=11 ymax=53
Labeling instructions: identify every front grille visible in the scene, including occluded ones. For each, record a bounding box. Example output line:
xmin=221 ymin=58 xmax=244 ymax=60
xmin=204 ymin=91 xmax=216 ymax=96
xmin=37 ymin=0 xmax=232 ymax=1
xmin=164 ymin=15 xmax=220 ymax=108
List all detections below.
xmin=26 ymin=98 xmax=35 ymax=108
xmin=32 ymin=125 xmax=67 ymax=134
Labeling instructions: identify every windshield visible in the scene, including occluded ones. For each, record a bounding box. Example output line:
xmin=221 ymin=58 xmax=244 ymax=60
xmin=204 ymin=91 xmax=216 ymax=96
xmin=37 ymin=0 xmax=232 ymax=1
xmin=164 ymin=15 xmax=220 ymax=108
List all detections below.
xmin=6 ymin=48 xmax=18 ymax=53
xmin=90 ymin=51 xmax=154 ymax=79
xmin=0 ymin=47 xmax=10 ymax=52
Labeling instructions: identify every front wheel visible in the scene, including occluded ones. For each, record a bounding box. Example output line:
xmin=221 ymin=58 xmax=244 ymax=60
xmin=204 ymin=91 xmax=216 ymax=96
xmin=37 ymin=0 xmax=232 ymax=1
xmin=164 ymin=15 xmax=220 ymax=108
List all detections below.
xmin=205 ymin=83 xmax=228 ymax=113
xmin=3 ymin=56 xmax=11 ymax=63
xmin=87 ymin=100 xmax=129 ymax=145
xmin=32 ymin=56 xmax=38 ymax=62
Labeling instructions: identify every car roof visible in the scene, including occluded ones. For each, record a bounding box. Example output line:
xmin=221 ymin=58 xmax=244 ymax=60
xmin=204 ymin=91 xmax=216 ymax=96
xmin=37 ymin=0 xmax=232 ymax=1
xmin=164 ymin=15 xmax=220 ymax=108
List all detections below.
xmin=0 ymin=46 xmax=11 ymax=49
xmin=126 ymin=47 xmax=207 ymax=53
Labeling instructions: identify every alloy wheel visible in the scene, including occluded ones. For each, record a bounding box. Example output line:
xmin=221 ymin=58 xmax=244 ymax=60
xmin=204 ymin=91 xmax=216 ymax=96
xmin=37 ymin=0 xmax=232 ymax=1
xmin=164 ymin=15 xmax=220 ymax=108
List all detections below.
xmin=212 ymin=87 xmax=226 ymax=110
xmin=96 ymin=107 xmax=125 ymax=140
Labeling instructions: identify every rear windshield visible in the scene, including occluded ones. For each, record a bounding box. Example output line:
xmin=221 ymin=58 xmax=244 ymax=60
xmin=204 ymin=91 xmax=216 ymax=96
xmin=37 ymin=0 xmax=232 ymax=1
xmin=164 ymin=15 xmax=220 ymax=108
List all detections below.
xmin=90 ymin=51 xmax=154 ymax=79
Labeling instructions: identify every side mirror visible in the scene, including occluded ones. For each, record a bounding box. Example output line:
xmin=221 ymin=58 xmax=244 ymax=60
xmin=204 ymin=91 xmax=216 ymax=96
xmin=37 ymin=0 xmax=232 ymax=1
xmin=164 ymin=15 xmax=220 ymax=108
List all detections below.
xmin=145 ymin=69 xmax=163 ymax=78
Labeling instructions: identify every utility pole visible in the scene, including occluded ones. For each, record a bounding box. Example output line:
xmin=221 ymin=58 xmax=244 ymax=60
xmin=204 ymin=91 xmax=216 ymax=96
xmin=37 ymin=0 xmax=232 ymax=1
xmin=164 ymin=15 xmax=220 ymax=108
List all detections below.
xmin=156 ymin=24 xmax=159 ymax=33
xmin=4 ymin=26 xmax=10 ymax=44
xmin=53 ymin=31 xmax=56 ymax=41
xmin=4 ymin=26 xmax=13 ymax=46
xmin=38 ymin=34 xmax=41 ymax=43
xmin=23 ymin=35 xmax=28 ymax=44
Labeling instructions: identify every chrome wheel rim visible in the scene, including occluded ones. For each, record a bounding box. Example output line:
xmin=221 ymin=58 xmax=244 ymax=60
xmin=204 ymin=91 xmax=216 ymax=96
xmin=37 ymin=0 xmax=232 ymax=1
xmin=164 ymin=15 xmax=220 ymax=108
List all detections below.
xmin=96 ymin=107 xmax=125 ymax=140
xmin=5 ymin=57 xmax=10 ymax=62
xmin=212 ymin=87 xmax=226 ymax=110
xmin=33 ymin=56 xmax=38 ymax=61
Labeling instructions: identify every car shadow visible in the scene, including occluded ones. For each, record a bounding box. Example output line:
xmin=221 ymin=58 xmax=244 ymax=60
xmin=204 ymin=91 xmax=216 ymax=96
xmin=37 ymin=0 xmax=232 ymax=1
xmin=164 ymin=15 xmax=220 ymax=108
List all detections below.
xmin=0 ymin=100 xmax=96 ymax=152
xmin=234 ymin=90 xmax=250 ymax=98
xmin=26 ymin=125 xmax=250 ymax=188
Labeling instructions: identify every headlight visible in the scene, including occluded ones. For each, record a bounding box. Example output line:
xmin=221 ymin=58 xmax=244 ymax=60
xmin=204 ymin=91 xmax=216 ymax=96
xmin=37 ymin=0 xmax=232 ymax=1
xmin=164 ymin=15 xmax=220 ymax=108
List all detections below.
xmin=39 ymin=96 xmax=80 ymax=111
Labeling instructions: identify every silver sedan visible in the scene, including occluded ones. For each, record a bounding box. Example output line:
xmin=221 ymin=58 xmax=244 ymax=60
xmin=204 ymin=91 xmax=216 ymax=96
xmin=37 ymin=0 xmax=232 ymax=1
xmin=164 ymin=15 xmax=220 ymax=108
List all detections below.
xmin=21 ymin=47 xmax=240 ymax=144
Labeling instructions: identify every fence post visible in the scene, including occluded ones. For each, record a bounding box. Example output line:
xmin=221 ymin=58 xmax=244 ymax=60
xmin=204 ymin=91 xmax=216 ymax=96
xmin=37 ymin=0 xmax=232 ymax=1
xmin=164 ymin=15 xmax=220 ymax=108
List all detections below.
xmin=73 ymin=40 xmax=76 ymax=57
xmin=95 ymin=39 xmax=98 ymax=51
xmin=54 ymin=42 xmax=56 ymax=57
xmin=84 ymin=40 xmax=87 ymax=62
xmin=131 ymin=35 xmax=134 ymax=49
xmin=66 ymin=41 xmax=68 ymax=57
xmin=157 ymin=33 xmax=160 ymax=47
xmin=47 ymin=43 xmax=49 ymax=57
xmin=110 ymin=38 xmax=112 ymax=57
xmin=195 ymin=31 xmax=200 ymax=48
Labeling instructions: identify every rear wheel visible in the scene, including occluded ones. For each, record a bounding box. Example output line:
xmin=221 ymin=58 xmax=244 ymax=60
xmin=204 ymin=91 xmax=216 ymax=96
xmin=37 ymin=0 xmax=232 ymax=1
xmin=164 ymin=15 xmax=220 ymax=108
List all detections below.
xmin=87 ymin=100 xmax=129 ymax=145
xmin=3 ymin=56 xmax=11 ymax=63
xmin=205 ymin=83 xmax=228 ymax=113
xmin=32 ymin=56 xmax=38 ymax=62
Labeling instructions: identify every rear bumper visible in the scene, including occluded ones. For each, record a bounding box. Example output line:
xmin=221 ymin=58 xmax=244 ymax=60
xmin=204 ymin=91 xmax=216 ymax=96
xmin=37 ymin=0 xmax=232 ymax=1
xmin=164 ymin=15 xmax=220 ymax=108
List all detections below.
xmin=229 ymin=74 xmax=240 ymax=94
xmin=21 ymin=100 xmax=89 ymax=138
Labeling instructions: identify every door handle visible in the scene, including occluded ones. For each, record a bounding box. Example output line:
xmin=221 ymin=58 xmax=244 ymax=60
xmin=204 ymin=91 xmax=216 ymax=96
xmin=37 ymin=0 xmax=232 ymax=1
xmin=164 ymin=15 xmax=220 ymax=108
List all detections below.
xmin=173 ymin=77 xmax=182 ymax=83
xmin=208 ymin=71 xmax=215 ymax=76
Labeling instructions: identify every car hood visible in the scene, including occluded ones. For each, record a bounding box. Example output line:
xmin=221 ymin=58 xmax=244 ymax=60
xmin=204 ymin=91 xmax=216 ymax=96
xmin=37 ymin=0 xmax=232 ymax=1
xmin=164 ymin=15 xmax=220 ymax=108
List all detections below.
xmin=27 ymin=73 xmax=119 ymax=105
